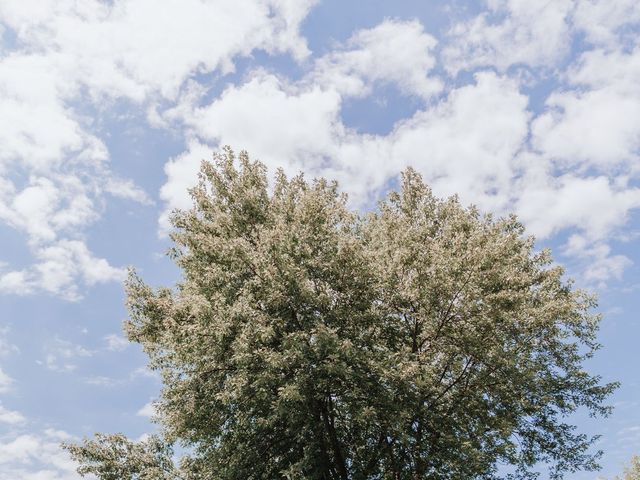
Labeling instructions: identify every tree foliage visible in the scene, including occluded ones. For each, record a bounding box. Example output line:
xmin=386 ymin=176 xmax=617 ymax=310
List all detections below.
xmin=64 ymin=434 xmax=177 ymax=479
xmin=614 ymin=456 xmax=640 ymax=480
xmin=65 ymin=147 xmax=616 ymax=479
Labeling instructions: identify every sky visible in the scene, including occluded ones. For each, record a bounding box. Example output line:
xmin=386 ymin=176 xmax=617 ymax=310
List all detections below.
xmin=0 ymin=0 xmax=639 ymax=478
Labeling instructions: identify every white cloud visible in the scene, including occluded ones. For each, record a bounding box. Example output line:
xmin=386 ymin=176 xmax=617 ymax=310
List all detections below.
xmin=533 ymin=47 xmax=640 ymax=171
xmin=0 ymin=270 xmax=31 ymax=296
xmin=0 ymin=403 xmax=25 ymax=425
xmin=0 ymin=53 xmax=94 ymax=171
xmin=162 ymin=63 xmax=538 ymax=225
xmin=0 ymin=51 xmax=130 ymax=299
xmin=0 ymin=429 xmax=80 ymax=480
xmin=389 ymin=72 xmax=529 ymax=212
xmin=533 ymin=87 xmax=640 ymax=168
xmin=0 ymin=367 xmax=13 ymax=393
xmin=515 ymin=172 xmax=640 ymax=241
xmin=0 ymin=0 xmax=316 ymax=102
xmin=563 ymin=234 xmax=632 ymax=285
xmin=104 ymin=177 xmax=153 ymax=205
xmin=0 ymin=0 xmax=318 ymax=299
xmin=519 ymin=45 xmax=640 ymax=276
xmin=443 ymin=0 xmax=575 ymax=73
xmin=573 ymin=0 xmax=640 ymax=47
xmin=159 ymin=73 xmax=352 ymax=215
xmin=183 ymin=74 xmax=343 ymax=169
xmin=312 ymin=19 xmax=442 ymax=99
xmin=1 ymin=240 xmax=126 ymax=301
xmin=104 ymin=334 xmax=129 ymax=352
xmin=136 ymin=401 xmax=156 ymax=418
xmin=443 ymin=0 xmax=640 ymax=74
xmin=0 ymin=176 xmax=98 ymax=245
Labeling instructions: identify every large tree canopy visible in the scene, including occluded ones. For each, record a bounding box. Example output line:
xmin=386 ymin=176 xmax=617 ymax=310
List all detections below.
xmin=66 ymin=147 xmax=616 ymax=479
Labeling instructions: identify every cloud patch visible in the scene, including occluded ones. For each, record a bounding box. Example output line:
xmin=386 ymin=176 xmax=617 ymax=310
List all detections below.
xmin=0 ymin=0 xmax=318 ymax=299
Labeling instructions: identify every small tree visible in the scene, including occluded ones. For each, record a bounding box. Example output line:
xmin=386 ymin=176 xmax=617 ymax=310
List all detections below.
xmin=66 ymin=147 xmax=616 ymax=479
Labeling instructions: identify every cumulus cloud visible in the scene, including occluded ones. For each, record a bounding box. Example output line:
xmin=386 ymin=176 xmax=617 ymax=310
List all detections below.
xmin=563 ymin=234 xmax=632 ymax=286
xmin=533 ymin=47 xmax=640 ymax=171
xmin=0 ymin=0 xmax=316 ymax=102
xmin=181 ymin=75 xmax=343 ymax=171
xmin=0 ymin=429 xmax=80 ymax=480
xmin=0 ymin=403 xmax=25 ymax=425
xmin=0 ymin=41 xmax=123 ymax=299
xmin=389 ymin=72 xmax=529 ymax=212
xmin=515 ymin=172 xmax=640 ymax=241
xmin=573 ymin=0 xmax=640 ymax=47
xmin=0 ymin=367 xmax=13 ymax=393
xmin=443 ymin=0 xmax=574 ymax=73
xmin=1 ymin=240 xmax=126 ymax=301
xmin=311 ymin=19 xmax=442 ymax=99
xmin=0 ymin=0 xmax=318 ymax=299
xmin=104 ymin=334 xmax=129 ymax=352
xmin=136 ymin=401 xmax=157 ymax=418
xmin=443 ymin=0 xmax=640 ymax=74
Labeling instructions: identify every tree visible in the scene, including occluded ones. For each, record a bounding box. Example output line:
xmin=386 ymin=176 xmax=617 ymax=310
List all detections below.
xmin=614 ymin=456 xmax=640 ymax=480
xmin=65 ymin=147 xmax=617 ymax=479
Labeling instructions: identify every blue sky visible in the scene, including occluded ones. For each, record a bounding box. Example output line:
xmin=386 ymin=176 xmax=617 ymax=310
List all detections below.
xmin=0 ymin=1 xmax=639 ymax=478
